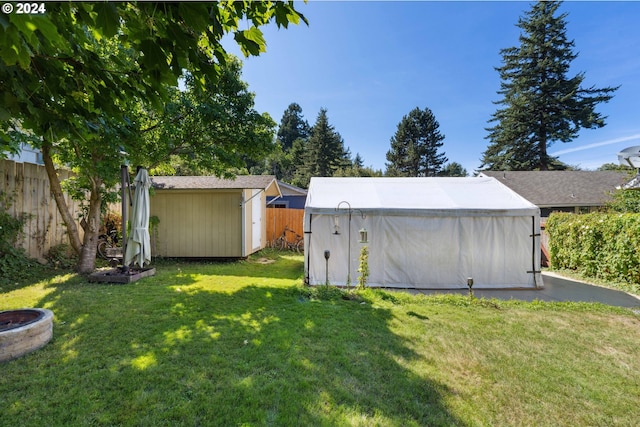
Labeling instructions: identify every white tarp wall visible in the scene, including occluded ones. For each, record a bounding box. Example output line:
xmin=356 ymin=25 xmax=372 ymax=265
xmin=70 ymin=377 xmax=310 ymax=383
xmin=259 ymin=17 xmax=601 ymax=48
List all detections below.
xmin=304 ymin=177 xmax=542 ymax=289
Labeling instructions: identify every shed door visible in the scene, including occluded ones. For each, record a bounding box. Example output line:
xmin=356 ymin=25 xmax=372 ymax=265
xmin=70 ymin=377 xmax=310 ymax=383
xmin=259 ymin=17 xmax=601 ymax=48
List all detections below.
xmin=251 ymin=189 xmax=262 ymax=251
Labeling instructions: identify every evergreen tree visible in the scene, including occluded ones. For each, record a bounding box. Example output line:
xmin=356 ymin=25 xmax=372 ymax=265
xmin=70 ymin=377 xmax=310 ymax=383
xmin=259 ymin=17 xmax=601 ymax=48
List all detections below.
xmin=297 ymin=109 xmax=350 ymax=187
xmin=285 ymin=138 xmax=308 ymax=184
xmin=333 ymin=153 xmax=384 ymax=178
xmin=353 ymin=153 xmax=365 ymax=170
xmin=438 ymin=162 xmax=468 ymax=177
xmin=598 ymin=163 xmax=635 ymax=172
xmin=385 ymin=107 xmax=447 ymax=177
xmin=253 ymin=103 xmax=309 ymax=181
xmin=276 ymin=103 xmax=310 ymax=151
xmin=481 ymin=0 xmax=617 ymax=171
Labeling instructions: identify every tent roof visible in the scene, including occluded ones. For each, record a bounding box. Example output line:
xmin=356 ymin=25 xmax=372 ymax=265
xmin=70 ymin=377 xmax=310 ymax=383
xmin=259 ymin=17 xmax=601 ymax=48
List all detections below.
xmin=305 ymin=177 xmax=539 ymax=216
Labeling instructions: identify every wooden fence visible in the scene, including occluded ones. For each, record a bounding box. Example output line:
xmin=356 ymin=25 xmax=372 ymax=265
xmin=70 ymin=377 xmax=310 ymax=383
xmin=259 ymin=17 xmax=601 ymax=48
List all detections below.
xmin=1 ymin=159 xmax=310 ymax=259
xmin=266 ymin=207 xmax=304 ymax=247
xmin=1 ymin=159 xmax=85 ymax=259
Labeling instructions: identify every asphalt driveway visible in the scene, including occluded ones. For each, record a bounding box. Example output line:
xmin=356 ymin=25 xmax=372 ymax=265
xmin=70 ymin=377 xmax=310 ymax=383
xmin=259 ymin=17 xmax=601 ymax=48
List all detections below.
xmin=404 ymin=272 xmax=640 ymax=309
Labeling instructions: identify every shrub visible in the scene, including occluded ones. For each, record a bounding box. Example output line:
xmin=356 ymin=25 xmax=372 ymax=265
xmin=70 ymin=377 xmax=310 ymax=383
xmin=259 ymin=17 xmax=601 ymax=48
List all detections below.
xmin=357 ymin=245 xmax=369 ymax=290
xmin=547 ymin=212 xmax=640 ymax=284
xmin=0 ymin=191 xmax=37 ymax=287
xmin=606 ymin=188 xmax=640 ymax=213
xmin=46 ymin=243 xmax=78 ymax=269
xmin=297 ymin=284 xmax=346 ymax=301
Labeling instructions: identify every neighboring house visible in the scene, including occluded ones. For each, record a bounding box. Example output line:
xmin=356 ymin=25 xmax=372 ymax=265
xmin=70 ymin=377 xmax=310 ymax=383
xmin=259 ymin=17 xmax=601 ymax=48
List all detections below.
xmin=478 ymin=171 xmax=630 ymax=218
xmin=149 ymin=175 xmax=281 ymax=258
xmin=6 ymin=143 xmax=44 ymax=165
xmin=267 ymin=180 xmax=307 ymax=209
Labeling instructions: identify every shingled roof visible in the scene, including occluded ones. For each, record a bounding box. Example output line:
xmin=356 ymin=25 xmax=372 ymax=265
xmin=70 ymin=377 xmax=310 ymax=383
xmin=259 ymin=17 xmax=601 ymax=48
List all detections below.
xmin=277 ymin=180 xmax=307 ymax=197
xmin=479 ymin=171 xmax=629 ymax=207
xmin=150 ymin=175 xmax=281 ymax=196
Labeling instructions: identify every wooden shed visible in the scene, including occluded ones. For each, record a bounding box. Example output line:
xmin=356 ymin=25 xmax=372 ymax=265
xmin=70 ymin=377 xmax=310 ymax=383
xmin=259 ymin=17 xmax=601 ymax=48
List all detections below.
xmin=149 ymin=175 xmax=281 ymax=258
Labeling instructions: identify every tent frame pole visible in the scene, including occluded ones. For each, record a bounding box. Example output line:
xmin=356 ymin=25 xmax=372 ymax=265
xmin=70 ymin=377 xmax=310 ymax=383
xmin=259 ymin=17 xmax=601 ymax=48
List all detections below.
xmin=336 ymin=201 xmax=366 ymax=288
xmin=528 ymin=215 xmax=542 ymax=288
xmin=304 ymin=214 xmax=312 ymax=285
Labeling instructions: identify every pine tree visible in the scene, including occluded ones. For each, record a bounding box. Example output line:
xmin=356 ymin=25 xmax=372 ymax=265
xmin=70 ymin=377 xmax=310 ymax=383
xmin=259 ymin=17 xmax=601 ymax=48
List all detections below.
xmin=297 ymin=108 xmax=350 ymax=187
xmin=276 ymin=103 xmax=310 ymax=151
xmin=481 ymin=0 xmax=617 ymax=171
xmin=255 ymin=103 xmax=309 ymax=181
xmin=385 ymin=107 xmax=447 ymax=177
xmin=438 ymin=162 xmax=468 ymax=177
xmin=353 ymin=153 xmax=364 ymax=170
xmin=333 ymin=153 xmax=384 ymax=177
xmin=286 ymin=138 xmax=308 ymax=186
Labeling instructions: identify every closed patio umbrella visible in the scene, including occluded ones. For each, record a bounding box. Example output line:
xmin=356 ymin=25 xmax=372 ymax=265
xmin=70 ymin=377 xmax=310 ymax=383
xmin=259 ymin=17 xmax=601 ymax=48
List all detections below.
xmin=124 ymin=168 xmax=151 ymax=268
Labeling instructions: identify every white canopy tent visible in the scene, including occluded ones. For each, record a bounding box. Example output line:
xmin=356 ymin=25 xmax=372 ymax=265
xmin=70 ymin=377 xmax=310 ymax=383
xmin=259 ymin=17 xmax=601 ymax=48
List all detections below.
xmin=304 ymin=177 xmax=543 ymax=289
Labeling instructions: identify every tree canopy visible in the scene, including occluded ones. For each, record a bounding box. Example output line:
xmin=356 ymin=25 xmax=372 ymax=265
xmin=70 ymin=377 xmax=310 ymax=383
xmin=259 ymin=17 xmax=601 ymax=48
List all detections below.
xmin=481 ymin=0 xmax=617 ymax=171
xmin=295 ymin=108 xmax=351 ymax=187
xmin=251 ymin=102 xmax=311 ymax=181
xmin=438 ymin=162 xmax=468 ymax=177
xmin=1 ymin=2 xmax=306 ymax=152
xmin=385 ymin=107 xmax=447 ymax=177
xmin=133 ymin=57 xmax=277 ymax=177
xmin=276 ymin=103 xmax=311 ymax=151
xmin=0 ymin=2 xmax=306 ymax=273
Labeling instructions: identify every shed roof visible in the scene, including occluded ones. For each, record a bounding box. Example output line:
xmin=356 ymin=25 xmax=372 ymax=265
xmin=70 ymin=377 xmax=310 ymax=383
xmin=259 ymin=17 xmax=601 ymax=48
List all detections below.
xmin=479 ymin=171 xmax=629 ymax=207
xmin=150 ymin=175 xmax=281 ymax=196
xmin=305 ymin=177 xmax=538 ymax=217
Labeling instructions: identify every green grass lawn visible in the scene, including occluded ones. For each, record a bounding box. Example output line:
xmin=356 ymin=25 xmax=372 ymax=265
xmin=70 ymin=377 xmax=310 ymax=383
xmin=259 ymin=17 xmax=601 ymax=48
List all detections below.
xmin=1 ymin=251 xmax=639 ymax=426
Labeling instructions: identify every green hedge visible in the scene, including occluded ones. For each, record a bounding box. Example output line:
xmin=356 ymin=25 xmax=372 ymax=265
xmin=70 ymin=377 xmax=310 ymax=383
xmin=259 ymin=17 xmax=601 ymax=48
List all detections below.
xmin=546 ymin=212 xmax=640 ymax=284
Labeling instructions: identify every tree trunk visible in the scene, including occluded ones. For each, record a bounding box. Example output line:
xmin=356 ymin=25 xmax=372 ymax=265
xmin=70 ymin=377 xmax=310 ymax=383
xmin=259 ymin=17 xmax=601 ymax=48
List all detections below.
xmin=76 ymin=182 xmax=102 ymax=274
xmin=42 ymin=140 xmax=102 ymax=274
xmin=539 ymin=134 xmax=548 ymax=171
xmin=41 ymin=141 xmax=83 ymax=255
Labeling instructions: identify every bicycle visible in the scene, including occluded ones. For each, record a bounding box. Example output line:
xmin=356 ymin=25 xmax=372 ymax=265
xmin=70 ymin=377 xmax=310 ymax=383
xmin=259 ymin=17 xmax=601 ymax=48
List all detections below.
xmin=97 ymin=229 xmax=121 ymax=259
xmin=274 ymin=225 xmax=304 ymax=253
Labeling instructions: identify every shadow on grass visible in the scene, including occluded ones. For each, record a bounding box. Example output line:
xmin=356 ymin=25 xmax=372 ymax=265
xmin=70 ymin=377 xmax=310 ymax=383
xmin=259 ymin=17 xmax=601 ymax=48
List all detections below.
xmin=1 ymin=266 xmax=461 ymax=426
xmin=152 ymin=249 xmax=305 ymax=281
xmin=0 ymin=262 xmax=62 ymax=294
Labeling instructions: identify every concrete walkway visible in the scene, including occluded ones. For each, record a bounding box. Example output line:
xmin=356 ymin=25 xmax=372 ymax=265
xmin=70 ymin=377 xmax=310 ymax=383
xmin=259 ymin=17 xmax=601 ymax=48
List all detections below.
xmin=401 ymin=272 xmax=640 ymax=309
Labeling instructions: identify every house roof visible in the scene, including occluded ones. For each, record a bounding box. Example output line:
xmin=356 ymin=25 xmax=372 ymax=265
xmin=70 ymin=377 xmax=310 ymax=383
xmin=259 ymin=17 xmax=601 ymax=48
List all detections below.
xmin=305 ymin=176 xmax=539 ymax=217
xmin=479 ymin=171 xmax=629 ymax=208
xmin=150 ymin=175 xmax=281 ymax=197
xmin=276 ymin=181 xmax=307 ymax=197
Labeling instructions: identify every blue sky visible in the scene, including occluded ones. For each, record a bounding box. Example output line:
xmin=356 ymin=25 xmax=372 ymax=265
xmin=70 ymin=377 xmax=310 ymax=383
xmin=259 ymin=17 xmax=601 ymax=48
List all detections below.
xmin=225 ymin=1 xmax=640 ymax=174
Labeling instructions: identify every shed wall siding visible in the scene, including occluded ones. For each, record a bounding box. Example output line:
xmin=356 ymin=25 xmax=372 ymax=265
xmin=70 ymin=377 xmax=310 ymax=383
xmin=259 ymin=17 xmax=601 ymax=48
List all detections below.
xmin=151 ymin=190 xmax=242 ymax=257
